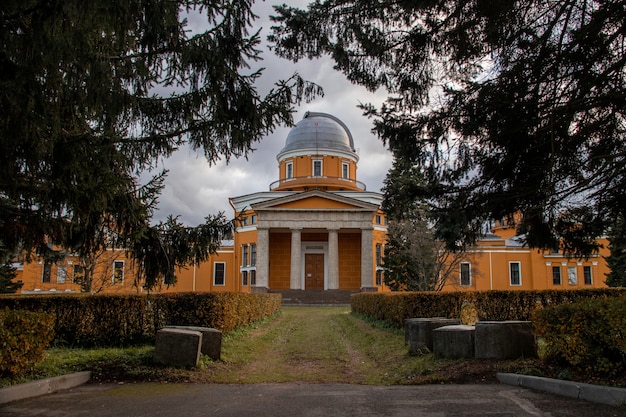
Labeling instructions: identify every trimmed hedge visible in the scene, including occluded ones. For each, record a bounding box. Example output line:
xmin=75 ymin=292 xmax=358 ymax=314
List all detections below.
xmin=0 ymin=309 xmax=55 ymax=377
xmin=0 ymin=292 xmax=281 ymax=347
xmin=351 ymin=289 xmax=626 ymax=328
xmin=533 ymin=295 xmax=626 ymax=375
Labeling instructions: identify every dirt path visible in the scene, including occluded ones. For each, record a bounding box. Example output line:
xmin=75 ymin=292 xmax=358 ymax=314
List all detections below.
xmin=204 ymin=306 xmax=409 ymax=384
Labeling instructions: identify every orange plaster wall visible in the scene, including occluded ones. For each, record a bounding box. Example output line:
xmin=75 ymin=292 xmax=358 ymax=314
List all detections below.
xmin=442 ymin=241 xmax=610 ymax=292
xmin=338 ymin=233 xmax=361 ymax=290
xmin=17 ymin=249 xmax=141 ymax=294
xmin=268 ymin=232 xmax=291 ymax=289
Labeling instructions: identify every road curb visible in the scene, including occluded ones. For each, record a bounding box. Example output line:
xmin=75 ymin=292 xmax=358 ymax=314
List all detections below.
xmin=497 ymin=372 xmax=626 ymax=406
xmin=0 ymin=371 xmax=91 ymax=405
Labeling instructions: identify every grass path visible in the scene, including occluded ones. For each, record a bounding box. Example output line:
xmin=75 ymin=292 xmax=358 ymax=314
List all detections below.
xmin=204 ymin=306 xmax=434 ymax=384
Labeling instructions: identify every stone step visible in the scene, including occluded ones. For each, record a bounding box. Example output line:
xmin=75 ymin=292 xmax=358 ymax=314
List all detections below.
xmin=269 ymin=289 xmax=357 ymax=305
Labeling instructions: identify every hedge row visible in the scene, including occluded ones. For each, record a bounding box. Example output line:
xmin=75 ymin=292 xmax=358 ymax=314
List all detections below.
xmin=350 ymin=289 xmax=626 ymax=328
xmin=0 ymin=292 xmax=282 ymax=347
xmin=0 ymin=309 xmax=55 ymax=377
xmin=533 ymin=295 xmax=626 ymax=375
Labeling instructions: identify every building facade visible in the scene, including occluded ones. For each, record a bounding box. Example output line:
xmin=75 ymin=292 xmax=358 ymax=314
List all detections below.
xmin=11 ymin=112 xmax=611 ymax=294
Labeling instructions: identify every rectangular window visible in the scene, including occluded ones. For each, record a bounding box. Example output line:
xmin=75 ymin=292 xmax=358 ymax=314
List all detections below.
xmin=42 ymin=262 xmax=51 ymax=283
xmin=214 ymin=262 xmax=225 ymax=286
xmin=509 ymin=262 xmax=521 ymax=286
xmin=460 ymin=262 xmax=471 ymax=286
xmin=313 ymin=159 xmax=322 ymax=177
xmin=72 ymin=264 xmax=84 ymax=284
xmin=242 ymin=245 xmax=249 ymax=267
xmin=113 ymin=261 xmax=124 ymax=284
xmin=57 ymin=265 xmax=67 ymax=284
xmin=375 ymin=244 xmax=383 ymax=266
xmin=583 ymin=266 xmax=592 ymax=285
xmin=250 ymin=244 xmax=256 ymax=266
xmin=342 ymin=162 xmax=349 ymax=179
xmin=286 ymin=161 xmax=293 ymax=179
xmin=242 ymin=271 xmax=248 ymax=286
xmin=552 ymin=266 xmax=561 ymax=285
xmin=567 ymin=266 xmax=578 ymax=285
xmin=376 ymin=269 xmax=383 ymax=286
xmin=250 ymin=270 xmax=256 ymax=286
xmin=241 ymin=216 xmax=248 ymax=226
xmin=251 ymin=215 xmax=257 ymax=224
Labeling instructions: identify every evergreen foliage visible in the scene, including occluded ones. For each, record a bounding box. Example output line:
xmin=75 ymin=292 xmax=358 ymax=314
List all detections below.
xmin=606 ymin=214 xmax=626 ymax=287
xmin=1 ymin=0 xmax=321 ymax=289
xmin=269 ymin=0 xmax=626 ymax=256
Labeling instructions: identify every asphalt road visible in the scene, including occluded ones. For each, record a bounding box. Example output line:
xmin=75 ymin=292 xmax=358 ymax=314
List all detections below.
xmin=1 ymin=382 xmax=624 ymax=417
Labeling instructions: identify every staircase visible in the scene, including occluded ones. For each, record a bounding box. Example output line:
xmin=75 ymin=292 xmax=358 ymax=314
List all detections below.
xmin=269 ymin=289 xmax=358 ymax=306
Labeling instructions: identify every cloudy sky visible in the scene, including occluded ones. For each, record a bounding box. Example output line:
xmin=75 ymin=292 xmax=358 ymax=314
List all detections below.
xmin=148 ymin=1 xmax=393 ymax=225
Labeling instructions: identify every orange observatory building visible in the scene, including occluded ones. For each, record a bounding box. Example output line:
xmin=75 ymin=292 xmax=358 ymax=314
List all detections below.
xmin=227 ymin=112 xmax=389 ymax=294
xmin=14 ymin=112 xmax=390 ymax=295
xmin=12 ymin=112 xmax=610 ymax=295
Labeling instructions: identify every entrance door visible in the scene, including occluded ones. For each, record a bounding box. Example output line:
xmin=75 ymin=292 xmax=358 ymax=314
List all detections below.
xmin=305 ymin=253 xmax=324 ymax=290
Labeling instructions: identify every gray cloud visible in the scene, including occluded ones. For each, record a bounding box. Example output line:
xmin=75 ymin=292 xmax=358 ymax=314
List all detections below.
xmin=149 ymin=1 xmax=392 ymax=225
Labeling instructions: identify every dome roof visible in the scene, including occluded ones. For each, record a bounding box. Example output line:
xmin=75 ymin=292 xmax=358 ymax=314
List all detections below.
xmin=278 ymin=112 xmax=356 ymax=156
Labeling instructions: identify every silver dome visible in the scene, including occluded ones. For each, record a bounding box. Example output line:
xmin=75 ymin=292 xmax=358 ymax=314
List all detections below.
xmin=279 ymin=112 xmax=356 ymax=155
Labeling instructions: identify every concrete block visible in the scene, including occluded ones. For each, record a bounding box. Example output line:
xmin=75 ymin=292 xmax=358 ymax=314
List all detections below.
xmin=433 ymin=325 xmax=475 ymax=359
xmin=404 ymin=318 xmax=461 ymax=354
xmin=474 ymin=321 xmax=537 ymax=359
xmin=154 ymin=328 xmax=202 ymax=368
xmin=166 ymin=326 xmax=222 ymax=360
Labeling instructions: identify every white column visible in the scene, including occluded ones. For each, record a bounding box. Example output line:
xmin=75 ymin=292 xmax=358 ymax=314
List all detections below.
xmin=255 ymin=228 xmax=269 ymax=291
xmin=360 ymin=227 xmax=374 ymax=289
xmin=290 ymin=228 xmax=302 ymax=290
xmin=328 ymin=228 xmax=339 ymax=289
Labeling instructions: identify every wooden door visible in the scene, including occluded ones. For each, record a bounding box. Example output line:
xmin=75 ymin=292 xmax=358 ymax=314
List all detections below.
xmin=305 ymin=254 xmax=324 ymax=290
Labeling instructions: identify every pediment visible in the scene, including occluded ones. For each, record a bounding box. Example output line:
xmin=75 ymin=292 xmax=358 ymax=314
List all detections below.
xmin=251 ymin=189 xmax=379 ymax=211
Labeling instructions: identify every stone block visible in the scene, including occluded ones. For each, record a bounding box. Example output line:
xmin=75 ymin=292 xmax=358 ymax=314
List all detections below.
xmin=474 ymin=321 xmax=537 ymax=359
xmin=404 ymin=318 xmax=461 ymax=354
xmin=154 ymin=328 xmax=202 ymax=368
xmin=166 ymin=326 xmax=222 ymax=360
xmin=433 ymin=325 xmax=475 ymax=359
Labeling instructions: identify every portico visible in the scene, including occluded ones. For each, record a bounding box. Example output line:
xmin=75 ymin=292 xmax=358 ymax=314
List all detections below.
xmin=250 ymin=189 xmax=378 ymax=291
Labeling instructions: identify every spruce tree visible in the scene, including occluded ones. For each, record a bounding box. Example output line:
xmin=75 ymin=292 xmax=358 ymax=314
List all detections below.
xmin=269 ymin=0 xmax=625 ymax=256
xmin=1 ymin=1 xmax=320 ymax=289
xmin=606 ymin=214 xmax=626 ymax=287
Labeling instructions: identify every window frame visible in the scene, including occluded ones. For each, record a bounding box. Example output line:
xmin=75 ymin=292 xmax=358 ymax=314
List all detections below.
xmin=242 ymin=244 xmax=249 ymax=267
xmin=583 ymin=266 xmax=592 ymax=285
xmin=342 ymin=162 xmax=349 ymax=179
xmin=312 ymin=159 xmax=323 ymax=177
xmin=113 ymin=260 xmax=125 ymax=284
xmin=250 ymin=243 xmax=256 ymax=266
xmin=241 ymin=270 xmax=248 ymax=286
xmin=552 ymin=266 xmax=561 ymax=285
xmin=567 ymin=266 xmax=578 ymax=285
xmin=460 ymin=262 xmax=472 ymax=286
xmin=214 ymin=262 xmax=226 ymax=286
xmin=42 ymin=262 xmax=52 ymax=283
xmin=72 ymin=264 xmax=84 ymax=284
xmin=286 ymin=161 xmax=293 ymax=179
xmin=57 ymin=265 xmax=67 ymax=284
xmin=509 ymin=261 xmax=522 ymax=286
